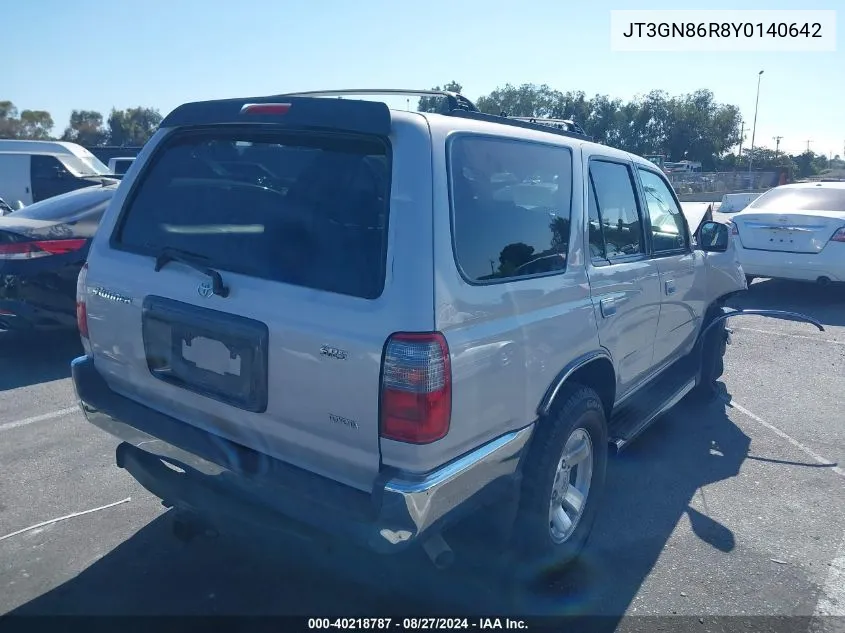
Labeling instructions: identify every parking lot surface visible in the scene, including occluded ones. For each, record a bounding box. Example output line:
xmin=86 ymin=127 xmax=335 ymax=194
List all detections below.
xmin=1 ymin=280 xmax=844 ymax=623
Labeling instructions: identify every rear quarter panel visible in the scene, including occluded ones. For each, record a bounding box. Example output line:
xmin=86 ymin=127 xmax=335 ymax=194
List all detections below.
xmin=380 ymin=121 xmax=600 ymax=473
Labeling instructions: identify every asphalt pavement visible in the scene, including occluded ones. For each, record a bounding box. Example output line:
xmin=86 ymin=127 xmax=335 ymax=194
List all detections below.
xmin=0 ymin=280 xmax=843 ymax=624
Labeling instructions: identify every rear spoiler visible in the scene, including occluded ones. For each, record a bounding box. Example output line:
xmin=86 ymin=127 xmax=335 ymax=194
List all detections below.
xmin=160 ymin=95 xmax=393 ymax=137
xmin=159 ymin=89 xmax=594 ymax=142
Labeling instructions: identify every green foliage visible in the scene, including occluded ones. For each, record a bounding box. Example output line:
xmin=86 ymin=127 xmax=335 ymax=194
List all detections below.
xmin=0 ymin=101 xmax=55 ymax=139
xmin=107 ymin=107 xmax=163 ymax=146
xmin=0 ymin=100 xmax=163 ymax=146
xmin=62 ymin=110 xmax=107 ymax=145
xmin=19 ymin=110 xmax=54 ymax=140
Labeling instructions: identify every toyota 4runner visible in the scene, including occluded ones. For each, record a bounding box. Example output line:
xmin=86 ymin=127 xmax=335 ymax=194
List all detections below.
xmin=71 ymin=89 xmax=749 ymax=572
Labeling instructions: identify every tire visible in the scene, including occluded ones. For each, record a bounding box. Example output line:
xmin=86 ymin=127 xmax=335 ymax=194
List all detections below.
xmin=512 ymin=384 xmax=608 ymax=577
xmin=690 ymin=307 xmax=728 ymax=401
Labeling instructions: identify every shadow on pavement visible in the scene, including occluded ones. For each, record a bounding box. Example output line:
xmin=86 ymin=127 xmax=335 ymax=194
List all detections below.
xmin=7 ymin=387 xmax=748 ymax=622
xmin=729 ymin=278 xmax=845 ymax=328
xmin=0 ymin=332 xmax=82 ymax=392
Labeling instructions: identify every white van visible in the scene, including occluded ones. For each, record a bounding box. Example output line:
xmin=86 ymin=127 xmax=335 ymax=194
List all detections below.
xmin=0 ymin=146 xmax=117 ymax=206
xmin=0 ymin=140 xmax=112 ymax=174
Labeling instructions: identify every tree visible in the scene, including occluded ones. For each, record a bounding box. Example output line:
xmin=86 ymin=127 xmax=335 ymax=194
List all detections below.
xmin=107 ymin=106 xmax=163 ymax=146
xmin=0 ymin=101 xmax=22 ymax=138
xmin=62 ymin=110 xmax=108 ymax=145
xmin=19 ymin=110 xmax=54 ymax=140
xmin=792 ymin=151 xmax=817 ymax=178
xmin=417 ymin=82 xmax=463 ymax=113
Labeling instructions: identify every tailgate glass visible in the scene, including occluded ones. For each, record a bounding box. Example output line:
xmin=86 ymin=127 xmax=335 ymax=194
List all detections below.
xmin=113 ymin=129 xmax=391 ymax=300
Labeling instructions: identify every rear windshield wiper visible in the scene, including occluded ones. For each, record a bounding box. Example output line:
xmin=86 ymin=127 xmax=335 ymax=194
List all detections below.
xmin=153 ymin=247 xmax=230 ymax=298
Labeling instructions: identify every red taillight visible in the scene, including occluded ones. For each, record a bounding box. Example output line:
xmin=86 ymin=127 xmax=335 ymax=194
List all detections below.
xmin=0 ymin=238 xmax=87 ymax=260
xmin=380 ymin=332 xmax=451 ymax=444
xmin=730 ymin=222 xmax=739 ymax=236
xmin=240 ymin=103 xmax=291 ymax=116
xmin=830 ymin=228 xmax=845 ymax=243
xmin=76 ymin=262 xmax=89 ymax=339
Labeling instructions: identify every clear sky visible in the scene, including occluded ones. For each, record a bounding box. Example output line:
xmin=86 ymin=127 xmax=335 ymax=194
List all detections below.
xmin=4 ymin=0 xmax=842 ymax=158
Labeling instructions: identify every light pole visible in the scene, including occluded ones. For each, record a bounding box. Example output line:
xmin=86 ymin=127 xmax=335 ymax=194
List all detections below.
xmin=748 ymin=70 xmax=764 ymax=177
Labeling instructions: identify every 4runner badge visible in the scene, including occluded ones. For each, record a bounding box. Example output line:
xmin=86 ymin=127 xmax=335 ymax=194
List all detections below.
xmin=320 ymin=345 xmax=348 ymax=360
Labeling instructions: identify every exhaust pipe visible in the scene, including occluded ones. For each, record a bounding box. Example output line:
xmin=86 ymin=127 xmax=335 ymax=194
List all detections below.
xmin=422 ymin=533 xmax=454 ymax=570
xmin=817 ymin=276 xmax=832 ymax=286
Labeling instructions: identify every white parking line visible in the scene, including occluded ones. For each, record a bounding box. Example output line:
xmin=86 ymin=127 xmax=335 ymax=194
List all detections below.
xmin=732 ymin=326 xmax=845 ymax=346
xmin=0 ymin=406 xmax=78 ymax=433
xmin=729 ymin=399 xmax=845 ymax=479
xmin=816 ymin=535 xmax=845 ymax=616
xmin=0 ymin=497 xmax=131 ymax=542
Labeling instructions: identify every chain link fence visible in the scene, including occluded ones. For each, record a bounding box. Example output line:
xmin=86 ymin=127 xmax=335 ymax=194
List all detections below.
xmin=666 ymin=171 xmax=780 ymax=194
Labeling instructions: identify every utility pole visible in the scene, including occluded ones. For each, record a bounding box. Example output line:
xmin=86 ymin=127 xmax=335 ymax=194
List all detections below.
xmin=738 ymin=120 xmax=745 ymax=160
xmin=773 ymin=136 xmax=782 ymax=159
xmin=806 ymin=139 xmax=812 ymax=153
xmin=749 ymin=70 xmax=764 ymax=173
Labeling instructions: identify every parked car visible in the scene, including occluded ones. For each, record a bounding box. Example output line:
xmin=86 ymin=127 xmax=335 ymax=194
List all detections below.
xmin=0 ymin=140 xmax=120 ymax=207
xmin=71 ymin=89 xmax=749 ymax=576
xmin=108 ymin=156 xmax=135 ymax=175
xmin=730 ymin=181 xmax=845 ymax=286
xmin=0 ymin=183 xmax=117 ymax=336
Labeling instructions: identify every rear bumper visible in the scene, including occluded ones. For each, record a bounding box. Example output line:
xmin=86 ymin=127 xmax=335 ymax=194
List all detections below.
xmin=736 ymin=241 xmax=845 ymax=282
xmin=71 ymin=355 xmax=533 ymax=553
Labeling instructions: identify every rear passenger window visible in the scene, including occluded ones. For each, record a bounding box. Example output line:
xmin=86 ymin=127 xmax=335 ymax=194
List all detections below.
xmin=115 ymin=131 xmax=391 ymax=300
xmin=449 ymin=136 xmax=573 ymax=282
xmin=637 ymin=167 xmax=688 ymax=253
xmin=588 ymin=160 xmax=645 ymax=259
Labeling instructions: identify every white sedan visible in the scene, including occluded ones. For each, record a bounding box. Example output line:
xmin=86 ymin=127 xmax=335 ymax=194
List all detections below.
xmin=729 ymin=181 xmax=845 ymax=285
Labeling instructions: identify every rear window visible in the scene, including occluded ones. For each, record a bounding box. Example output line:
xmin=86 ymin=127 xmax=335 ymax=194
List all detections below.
xmin=449 ymin=136 xmax=573 ymax=283
xmin=115 ymin=130 xmax=391 ymax=300
xmin=748 ymin=187 xmax=845 ymax=212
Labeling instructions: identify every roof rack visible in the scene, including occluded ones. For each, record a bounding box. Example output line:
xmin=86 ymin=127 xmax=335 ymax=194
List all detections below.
xmin=281 ymin=89 xmax=479 ymax=114
xmin=447 ymin=110 xmax=593 ymax=142
xmin=508 ymin=116 xmax=588 ymax=135
xmin=282 ymin=89 xmax=594 ymax=141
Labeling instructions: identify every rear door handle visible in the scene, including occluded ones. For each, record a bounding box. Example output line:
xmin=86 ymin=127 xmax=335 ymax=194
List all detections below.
xmin=600 ymin=298 xmax=616 ymax=317
xmin=665 ymin=279 xmax=676 ymax=295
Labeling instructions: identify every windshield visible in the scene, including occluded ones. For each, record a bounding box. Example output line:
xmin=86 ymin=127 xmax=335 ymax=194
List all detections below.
xmin=79 ymin=154 xmax=112 ymax=175
xmin=748 ymin=186 xmax=845 ymax=212
xmin=55 ymin=155 xmax=104 ymax=177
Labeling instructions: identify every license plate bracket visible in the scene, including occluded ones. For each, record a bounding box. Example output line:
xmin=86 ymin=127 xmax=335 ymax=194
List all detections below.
xmin=142 ymin=296 xmax=269 ymax=412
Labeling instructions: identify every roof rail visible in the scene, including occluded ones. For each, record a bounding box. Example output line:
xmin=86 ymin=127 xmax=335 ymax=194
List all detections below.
xmin=508 ymin=116 xmax=588 ymax=135
xmin=281 ymin=89 xmax=479 ymax=114
xmin=446 ymin=110 xmax=594 ymax=142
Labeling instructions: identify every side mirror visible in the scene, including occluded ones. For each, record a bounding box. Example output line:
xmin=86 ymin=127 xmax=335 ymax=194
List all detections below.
xmin=697 ymin=221 xmax=729 ymax=253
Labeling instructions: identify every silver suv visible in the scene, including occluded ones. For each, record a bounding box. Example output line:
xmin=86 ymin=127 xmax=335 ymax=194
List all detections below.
xmin=71 ymin=89 xmax=747 ymax=572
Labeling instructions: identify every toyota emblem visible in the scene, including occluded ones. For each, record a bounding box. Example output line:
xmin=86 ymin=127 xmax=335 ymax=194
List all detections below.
xmin=197 ymin=281 xmax=213 ymax=298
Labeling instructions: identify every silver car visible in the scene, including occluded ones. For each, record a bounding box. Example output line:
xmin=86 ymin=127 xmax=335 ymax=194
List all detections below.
xmin=71 ymin=89 xmax=749 ymax=574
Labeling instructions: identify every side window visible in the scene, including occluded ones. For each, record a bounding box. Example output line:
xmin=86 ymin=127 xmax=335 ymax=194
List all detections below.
xmin=637 ymin=168 xmax=688 ymax=253
xmin=450 ymin=136 xmax=573 ymax=282
xmin=31 ymin=155 xmax=67 ymax=180
xmin=587 ymin=177 xmax=606 ymax=260
xmin=588 ymin=160 xmax=644 ymax=259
